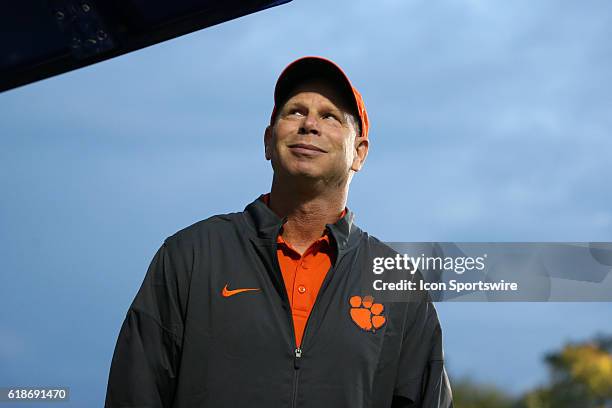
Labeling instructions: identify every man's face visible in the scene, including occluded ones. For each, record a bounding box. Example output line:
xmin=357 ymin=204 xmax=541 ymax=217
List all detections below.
xmin=264 ymin=79 xmax=368 ymax=186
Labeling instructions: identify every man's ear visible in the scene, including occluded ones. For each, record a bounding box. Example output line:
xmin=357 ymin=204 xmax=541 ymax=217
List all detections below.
xmin=351 ymin=135 xmax=369 ymax=172
xmin=264 ymin=125 xmax=273 ymax=160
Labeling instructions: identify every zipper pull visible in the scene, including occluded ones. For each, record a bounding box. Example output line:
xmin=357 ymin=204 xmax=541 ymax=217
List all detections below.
xmin=294 ymin=348 xmax=302 ymax=369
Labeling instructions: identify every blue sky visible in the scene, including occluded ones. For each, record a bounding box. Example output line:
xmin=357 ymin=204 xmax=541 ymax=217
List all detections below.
xmin=1 ymin=0 xmax=611 ymax=406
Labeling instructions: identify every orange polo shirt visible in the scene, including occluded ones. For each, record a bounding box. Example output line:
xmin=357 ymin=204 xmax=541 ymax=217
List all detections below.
xmin=263 ymin=194 xmax=345 ymax=347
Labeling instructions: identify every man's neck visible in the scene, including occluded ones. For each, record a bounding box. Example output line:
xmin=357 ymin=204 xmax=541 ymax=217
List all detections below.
xmin=268 ymin=179 xmax=347 ymax=255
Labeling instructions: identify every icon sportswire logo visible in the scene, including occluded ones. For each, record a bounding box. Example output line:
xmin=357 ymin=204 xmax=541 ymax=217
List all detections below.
xmin=221 ymin=283 xmax=260 ymax=298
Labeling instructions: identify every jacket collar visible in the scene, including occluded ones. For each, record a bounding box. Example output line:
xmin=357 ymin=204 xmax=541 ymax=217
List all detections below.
xmin=243 ymin=194 xmax=357 ymax=253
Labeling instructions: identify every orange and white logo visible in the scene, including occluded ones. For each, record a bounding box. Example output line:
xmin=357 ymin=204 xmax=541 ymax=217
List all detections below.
xmin=221 ymin=283 xmax=260 ymax=298
xmin=349 ymin=295 xmax=386 ymax=332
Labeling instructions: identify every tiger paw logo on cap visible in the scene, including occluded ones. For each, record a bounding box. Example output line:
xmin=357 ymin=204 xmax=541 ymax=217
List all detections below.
xmin=349 ymin=295 xmax=386 ymax=332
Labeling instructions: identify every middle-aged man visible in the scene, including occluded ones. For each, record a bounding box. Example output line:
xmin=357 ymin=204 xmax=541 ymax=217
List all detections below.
xmin=105 ymin=56 xmax=453 ymax=408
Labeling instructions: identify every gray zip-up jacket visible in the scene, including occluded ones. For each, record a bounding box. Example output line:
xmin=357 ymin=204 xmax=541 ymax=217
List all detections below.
xmin=105 ymin=195 xmax=453 ymax=408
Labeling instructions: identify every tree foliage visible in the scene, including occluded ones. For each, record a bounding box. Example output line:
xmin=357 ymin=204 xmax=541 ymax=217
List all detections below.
xmin=520 ymin=335 xmax=612 ymax=408
xmin=450 ymin=335 xmax=612 ymax=408
xmin=451 ymin=378 xmax=516 ymax=408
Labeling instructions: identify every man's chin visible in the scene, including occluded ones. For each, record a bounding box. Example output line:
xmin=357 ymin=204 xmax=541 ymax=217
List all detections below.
xmin=286 ymin=169 xmax=321 ymax=180
xmin=272 ymin=159 xmax=340 ymax=184
xmin=275 ymin=160 xmax=321 ymax=178
xmin=272 ymin=165 xmax=325 ymax=183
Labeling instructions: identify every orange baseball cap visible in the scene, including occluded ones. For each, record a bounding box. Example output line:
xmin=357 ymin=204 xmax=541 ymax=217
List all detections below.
xmin=270 ymin=56 xmax=370 ymax=139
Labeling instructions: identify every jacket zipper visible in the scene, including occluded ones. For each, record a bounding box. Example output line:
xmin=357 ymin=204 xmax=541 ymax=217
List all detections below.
xmin=292 ymin=347 xmax=302 ymax=408
xmin=289 ymin=262 xmax=336 ymax=408
xmin=274 ymin=227 xmax=341 ymax=408
xmin=270 ymin=238 xmax=302 ymax=408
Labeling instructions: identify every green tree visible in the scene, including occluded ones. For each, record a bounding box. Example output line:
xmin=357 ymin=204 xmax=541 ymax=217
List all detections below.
xmin=520 ymin=335 xmax=612 ymax=408
xmin=451 ymin=378 xmax=516 ymax=408
xmin=448 ymin=335 xmax=612 ymax=408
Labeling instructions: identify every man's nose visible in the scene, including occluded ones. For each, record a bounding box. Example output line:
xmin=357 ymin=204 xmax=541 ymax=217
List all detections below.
xmin=299 ymin=112 xmax=320 ymax=135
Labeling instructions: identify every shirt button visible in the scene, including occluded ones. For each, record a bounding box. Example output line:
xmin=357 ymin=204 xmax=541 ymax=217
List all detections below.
xmin=298 ymin=285 xmax=306 ymax=294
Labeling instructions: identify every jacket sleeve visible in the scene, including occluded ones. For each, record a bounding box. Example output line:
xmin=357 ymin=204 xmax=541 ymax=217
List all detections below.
xmin=391 ymin=300 xmax=454 ymax=408
xmin=105 ymin=236 xmax=192 ymax=408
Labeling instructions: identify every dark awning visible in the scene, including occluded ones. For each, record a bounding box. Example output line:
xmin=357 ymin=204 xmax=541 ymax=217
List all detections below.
xmin=0 ymin=0 xmax=292 ymax=92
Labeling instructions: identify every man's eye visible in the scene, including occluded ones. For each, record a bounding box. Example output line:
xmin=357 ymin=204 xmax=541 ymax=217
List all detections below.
xmin=323 ymin=113 xmax=340 ymax=121
xmin=289 ymin=110 xmax=304 ymax=116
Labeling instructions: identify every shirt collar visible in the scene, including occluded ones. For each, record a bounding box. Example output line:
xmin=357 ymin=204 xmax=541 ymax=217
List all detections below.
xmin=243 ymin=194 xmax=355 ymax=252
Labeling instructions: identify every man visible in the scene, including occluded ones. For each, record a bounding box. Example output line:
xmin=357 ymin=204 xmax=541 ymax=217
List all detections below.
xmin=105 ymin=56 xmax=453 ymax=408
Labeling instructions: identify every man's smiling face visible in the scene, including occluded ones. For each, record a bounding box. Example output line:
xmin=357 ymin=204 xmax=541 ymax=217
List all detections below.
xmin=265 ymin=79 xmax=367 ymax=186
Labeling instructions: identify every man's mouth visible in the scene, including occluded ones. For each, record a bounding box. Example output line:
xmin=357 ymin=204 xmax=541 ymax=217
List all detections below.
xmin=288 ymin=143 xmax=327 ymax=153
